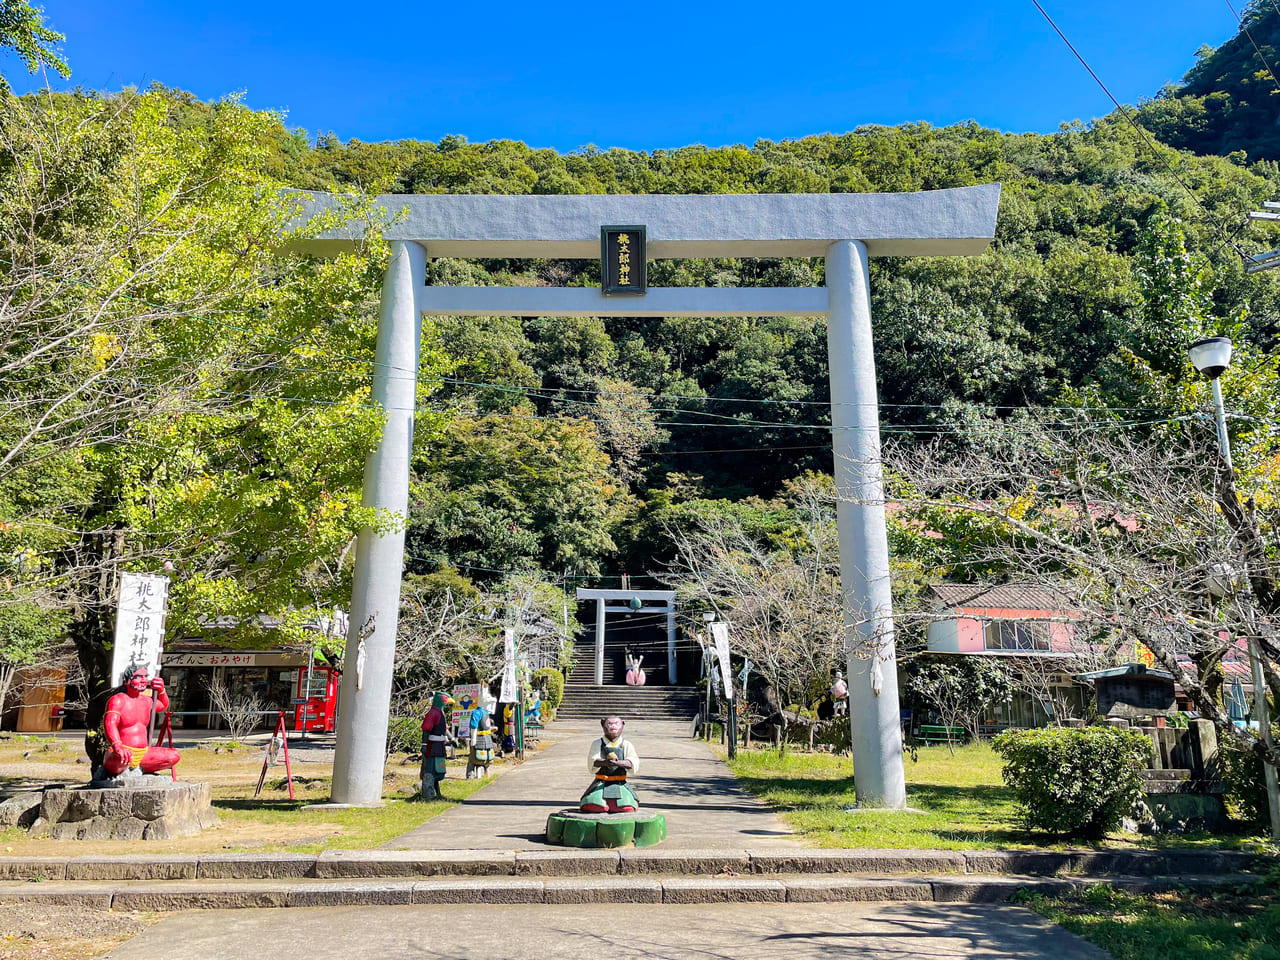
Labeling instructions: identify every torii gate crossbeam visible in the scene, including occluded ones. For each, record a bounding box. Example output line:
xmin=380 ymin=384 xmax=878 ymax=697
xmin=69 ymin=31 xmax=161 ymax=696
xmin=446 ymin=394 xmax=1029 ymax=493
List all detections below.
xmin=299 ymin=187 xmax=1002 ymax=810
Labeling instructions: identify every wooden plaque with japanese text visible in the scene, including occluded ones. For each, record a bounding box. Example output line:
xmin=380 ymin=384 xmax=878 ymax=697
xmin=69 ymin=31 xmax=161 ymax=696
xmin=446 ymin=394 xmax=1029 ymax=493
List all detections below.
xmin=601 ymin=225 xmax=646 ymax=295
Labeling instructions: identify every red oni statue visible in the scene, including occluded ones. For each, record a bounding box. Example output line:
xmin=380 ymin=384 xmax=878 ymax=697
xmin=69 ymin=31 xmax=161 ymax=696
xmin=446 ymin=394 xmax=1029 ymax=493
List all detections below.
xmin=103 ymin=668 xmax=181 ymax=777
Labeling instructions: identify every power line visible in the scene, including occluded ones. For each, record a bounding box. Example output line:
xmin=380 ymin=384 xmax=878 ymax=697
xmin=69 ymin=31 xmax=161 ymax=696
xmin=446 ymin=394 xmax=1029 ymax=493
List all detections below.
xmin=1224 ymin=0 xmax=1280 ymax=95
xmin=197 ymin=384 xmax=1208 ymax=436
xmin=1029 ymin=0 xmax=1252 ymax=264
xmin=237 ymin=361 xmax=1186 ymax=414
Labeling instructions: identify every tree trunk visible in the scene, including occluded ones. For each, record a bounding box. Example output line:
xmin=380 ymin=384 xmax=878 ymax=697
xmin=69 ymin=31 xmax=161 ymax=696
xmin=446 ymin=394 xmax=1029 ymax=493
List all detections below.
xmin=0 ymin=663 xmax=14 ymax=719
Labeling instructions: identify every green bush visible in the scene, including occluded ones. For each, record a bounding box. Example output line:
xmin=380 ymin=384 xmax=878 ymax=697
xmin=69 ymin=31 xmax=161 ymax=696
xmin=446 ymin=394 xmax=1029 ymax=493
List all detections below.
xmin=1220 ymin=745 xmax=1268 ymax=826
xmin=386 ymin=715 xmax=422 ymax=756
xmin=814 ymin=718 xmax=851 ymax=754
xmin=993 ymin=726 xmax=1153 ymax=839
xmin=533 ymin=668 xmax=564 ymax=711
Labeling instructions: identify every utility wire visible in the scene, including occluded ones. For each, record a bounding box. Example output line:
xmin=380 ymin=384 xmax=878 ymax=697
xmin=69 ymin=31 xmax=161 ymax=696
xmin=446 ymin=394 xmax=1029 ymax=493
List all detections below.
xmin=198 ymin=385 xmax=1208 ymax=436
xmin=1029 ymin=0 xmax=1253 ymax=263
xmin=1224 ymin=0 xmax=1280 ymax=95
xmin=234 ymin=361 xmax=1186 ymax=414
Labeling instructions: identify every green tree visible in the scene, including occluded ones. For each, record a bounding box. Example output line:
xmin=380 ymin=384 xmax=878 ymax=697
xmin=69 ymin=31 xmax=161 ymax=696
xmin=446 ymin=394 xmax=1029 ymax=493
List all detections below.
xmin=407 ymin=412 xmax=630 ymax=579
xmin=0 ymin=88 xmax=452 ymax=722
xmin=0 ymin=601 xmax=63 ymax=716
xmin=0 ymin=0 xmax=68 ymax=91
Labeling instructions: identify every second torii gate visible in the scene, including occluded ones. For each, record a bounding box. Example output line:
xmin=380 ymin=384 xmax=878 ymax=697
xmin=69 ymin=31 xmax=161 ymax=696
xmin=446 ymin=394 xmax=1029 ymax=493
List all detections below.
xmin=299 ymin=187 xmax=1002 ymax=810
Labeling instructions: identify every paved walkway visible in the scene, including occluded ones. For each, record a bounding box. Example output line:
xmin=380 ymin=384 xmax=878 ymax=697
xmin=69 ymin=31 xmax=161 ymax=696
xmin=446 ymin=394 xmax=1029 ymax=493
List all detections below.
xmin=388 ymin=719 xmax=799 ymax=849
xmin=107 ymin=902 xmax=1111 ymax=960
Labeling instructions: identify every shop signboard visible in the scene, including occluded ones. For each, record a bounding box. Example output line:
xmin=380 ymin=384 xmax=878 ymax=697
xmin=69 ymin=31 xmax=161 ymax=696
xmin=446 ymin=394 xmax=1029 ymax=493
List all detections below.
xmin=165 ymin=653 xmax=259 ymax=667
xmin=111 ymin=572 xmax=168 ymax=684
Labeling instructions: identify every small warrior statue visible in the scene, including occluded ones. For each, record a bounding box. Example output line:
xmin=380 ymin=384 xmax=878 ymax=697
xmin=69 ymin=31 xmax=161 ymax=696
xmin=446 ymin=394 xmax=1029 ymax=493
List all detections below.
xmin=100 ymin=667 xmax=181 ymax=780
xmin=580 ymin=715 xmax=640 ymax=813
xmin=467 ymin=704 xmax=495 ymax=779
xmin=420 ymin=692 xmax=453 ymax=800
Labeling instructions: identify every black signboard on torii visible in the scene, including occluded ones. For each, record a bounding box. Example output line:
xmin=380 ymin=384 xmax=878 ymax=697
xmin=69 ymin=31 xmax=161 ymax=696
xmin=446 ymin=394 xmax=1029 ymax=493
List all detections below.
xmin=601 ymin=225 xmax=646 ymax=296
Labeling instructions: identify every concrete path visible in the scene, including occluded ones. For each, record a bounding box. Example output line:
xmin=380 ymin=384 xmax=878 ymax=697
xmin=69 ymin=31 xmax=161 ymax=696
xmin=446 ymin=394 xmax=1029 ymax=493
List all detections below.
xmin=107 ymin=901 xmax=1112 ymax=960
xmin=388 ymin=719 xmax=798 ymax=850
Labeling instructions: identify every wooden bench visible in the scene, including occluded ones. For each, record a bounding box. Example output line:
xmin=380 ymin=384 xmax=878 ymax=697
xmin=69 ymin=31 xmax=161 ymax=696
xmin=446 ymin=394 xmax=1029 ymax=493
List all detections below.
xmin=917 ymin=724 xmax=965 ymax=745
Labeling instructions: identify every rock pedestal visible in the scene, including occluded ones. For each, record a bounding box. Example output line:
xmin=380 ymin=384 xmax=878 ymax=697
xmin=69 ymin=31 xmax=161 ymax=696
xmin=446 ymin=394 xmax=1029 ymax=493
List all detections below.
xmin=28 ymin=777 xmax=219 ymax=840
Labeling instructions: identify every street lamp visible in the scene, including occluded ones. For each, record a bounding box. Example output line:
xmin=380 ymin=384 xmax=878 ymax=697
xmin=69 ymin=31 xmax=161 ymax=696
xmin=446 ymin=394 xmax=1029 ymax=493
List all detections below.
xmin=1189 ymin=337 xmax=1280 ymax=839
xmin=1189 ymin=337 xmax=1235 ymax=472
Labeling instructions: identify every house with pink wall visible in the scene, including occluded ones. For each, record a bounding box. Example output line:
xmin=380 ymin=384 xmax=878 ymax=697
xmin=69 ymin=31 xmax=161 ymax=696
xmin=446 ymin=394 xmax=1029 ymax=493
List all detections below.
xmin=919 ymin=583 xmax=1095 ymax=730
xmin=925 ymin=583 xmax=1077 ymax=655
xmin=920 ymin=583 xmax=1255 ymax=730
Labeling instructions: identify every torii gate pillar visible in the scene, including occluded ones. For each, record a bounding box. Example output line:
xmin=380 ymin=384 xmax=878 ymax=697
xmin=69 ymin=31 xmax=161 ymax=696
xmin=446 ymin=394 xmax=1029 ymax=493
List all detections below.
xmin=329 ymin=240 xmax=426 ymax=806
xmin=827 ymin=239 xmax=903 ymax=807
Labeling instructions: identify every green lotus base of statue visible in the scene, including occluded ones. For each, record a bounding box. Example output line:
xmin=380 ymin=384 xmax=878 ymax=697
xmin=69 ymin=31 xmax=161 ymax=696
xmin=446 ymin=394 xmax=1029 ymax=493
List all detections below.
xmin=545 ymin=808 xmax=666 ymax=848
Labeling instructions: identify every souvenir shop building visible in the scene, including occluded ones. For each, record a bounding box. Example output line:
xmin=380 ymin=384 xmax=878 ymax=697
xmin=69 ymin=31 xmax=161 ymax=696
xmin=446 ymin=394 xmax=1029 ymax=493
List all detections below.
xmin=161 ymin=642 xmax=339 ymax=734
xmin=4 ymin=619 xmax=342 ymax=735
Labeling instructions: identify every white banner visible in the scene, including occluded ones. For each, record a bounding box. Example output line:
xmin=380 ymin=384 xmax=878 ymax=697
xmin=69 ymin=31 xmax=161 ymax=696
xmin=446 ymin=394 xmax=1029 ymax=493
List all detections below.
xmin=710 ymin=621 xmax=734 ymax=701
xmin=110 ymin=572 xmax=169 ymax=685
xmin=498 ymin=628 xmax=517 ymax=703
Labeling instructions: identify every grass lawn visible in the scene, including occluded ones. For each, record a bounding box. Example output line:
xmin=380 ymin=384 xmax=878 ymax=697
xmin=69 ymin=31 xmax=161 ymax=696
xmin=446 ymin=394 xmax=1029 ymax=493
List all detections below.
xmin=0 ymin=732 xmax=510 ymax=854
xmin=212 ymin=774 xmax=493 ymax=853
xmin=1020 ymin=882 xmax=1280 ymax=960
xmin=727 ymin=742 xmax=1269 ymax=850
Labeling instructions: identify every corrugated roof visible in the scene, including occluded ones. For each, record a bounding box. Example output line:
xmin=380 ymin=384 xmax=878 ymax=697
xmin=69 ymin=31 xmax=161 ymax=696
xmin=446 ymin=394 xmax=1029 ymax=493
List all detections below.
xmin=929 ymin=583 xmax=1072 ymax=612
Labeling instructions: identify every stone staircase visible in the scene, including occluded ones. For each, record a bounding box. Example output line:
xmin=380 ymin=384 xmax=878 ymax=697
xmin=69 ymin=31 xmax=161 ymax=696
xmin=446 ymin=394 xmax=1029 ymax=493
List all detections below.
xmin=557 ymin=645 xmax=701 ymax=723
xmin=0 ymin=848 xmax=1263 ymax=911
xmin=556 ymin=684 xmax=701 ymax=722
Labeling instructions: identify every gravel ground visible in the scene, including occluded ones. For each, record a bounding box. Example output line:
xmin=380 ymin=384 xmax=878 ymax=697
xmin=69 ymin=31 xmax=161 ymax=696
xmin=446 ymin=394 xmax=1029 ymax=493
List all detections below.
xmin=0 ymin=904 xmax=163 ymax=960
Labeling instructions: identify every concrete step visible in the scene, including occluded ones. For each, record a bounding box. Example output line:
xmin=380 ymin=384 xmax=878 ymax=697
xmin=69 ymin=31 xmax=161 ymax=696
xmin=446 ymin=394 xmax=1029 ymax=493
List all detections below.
xmin=0 ymin=848 xmax=1262 ymax=882
xmin=0 ymin=871 xmax=1261 ymax=910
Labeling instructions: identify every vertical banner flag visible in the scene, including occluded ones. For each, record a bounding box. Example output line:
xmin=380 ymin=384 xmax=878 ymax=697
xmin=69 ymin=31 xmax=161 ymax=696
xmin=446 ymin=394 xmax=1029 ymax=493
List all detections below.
xmin=499 ymin=627 xmax=518 ymax=703
xmin=710 ymin=621 xmax=734 ymax=701
xmin=111 ymin=572 xmax=169 ymax=685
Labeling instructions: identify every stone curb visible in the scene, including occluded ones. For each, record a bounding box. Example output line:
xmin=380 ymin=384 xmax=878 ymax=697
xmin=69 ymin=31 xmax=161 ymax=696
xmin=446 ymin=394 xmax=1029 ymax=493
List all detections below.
xmin=0 ymin=873 xmax=1261 ymax=911
xmin=0 ymin=848 xmax=1265 ymax=882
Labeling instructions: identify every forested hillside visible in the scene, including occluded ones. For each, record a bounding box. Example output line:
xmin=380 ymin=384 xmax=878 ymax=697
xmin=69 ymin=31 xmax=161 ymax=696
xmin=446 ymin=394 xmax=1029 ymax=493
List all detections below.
xmin=1137 ymin=1 xmax=1280 ymax=161
xmin=9 ymin=0 xmax=1280 ymax=705
xmin=260 ymin=102 xmax=1280 ymax=583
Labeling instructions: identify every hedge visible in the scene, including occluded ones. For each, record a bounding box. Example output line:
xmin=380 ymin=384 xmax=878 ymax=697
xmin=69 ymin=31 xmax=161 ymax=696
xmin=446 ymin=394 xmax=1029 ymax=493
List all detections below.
xmin=993 ymin=726 xmax=1153 ymax=839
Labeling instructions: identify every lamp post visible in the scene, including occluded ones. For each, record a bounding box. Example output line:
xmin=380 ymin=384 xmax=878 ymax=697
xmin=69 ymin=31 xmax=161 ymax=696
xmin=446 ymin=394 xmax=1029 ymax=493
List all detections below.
xmin=1189 ymin=337 xmax=1280 ymax=839
xmin=701 ymin=612 xmax=715 ymax=742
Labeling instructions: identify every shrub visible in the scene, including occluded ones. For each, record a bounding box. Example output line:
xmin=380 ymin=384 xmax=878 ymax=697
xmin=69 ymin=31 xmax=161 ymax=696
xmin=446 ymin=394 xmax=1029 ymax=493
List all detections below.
xmin=386 ymin=715 xmax=423 ymax=757
xmin=993 ymin=726 xmax=1153 ymax=839
xmin=533 ymin=668 xmax=564 ymax=711
xmin=1220 ymin=745 xmax=1268 ymax=826
xmin=813 ymin=718 xmax=851 ymax=754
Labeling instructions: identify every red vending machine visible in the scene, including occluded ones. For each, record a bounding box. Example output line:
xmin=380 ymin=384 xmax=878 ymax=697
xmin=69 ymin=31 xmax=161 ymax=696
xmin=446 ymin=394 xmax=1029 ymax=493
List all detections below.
xmin=292 ymin=664 xmax=338 ymax=733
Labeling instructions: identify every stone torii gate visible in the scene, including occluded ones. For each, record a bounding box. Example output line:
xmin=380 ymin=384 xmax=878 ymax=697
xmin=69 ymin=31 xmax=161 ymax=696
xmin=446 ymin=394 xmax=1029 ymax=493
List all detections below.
xmin=300 ymin=187 xmax=1001 ymax=809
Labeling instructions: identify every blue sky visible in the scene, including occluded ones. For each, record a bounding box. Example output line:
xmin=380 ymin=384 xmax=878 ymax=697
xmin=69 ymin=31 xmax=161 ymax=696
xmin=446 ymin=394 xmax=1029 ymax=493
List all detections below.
xmin=6 ymin=1 xmax=1240 ymax=152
